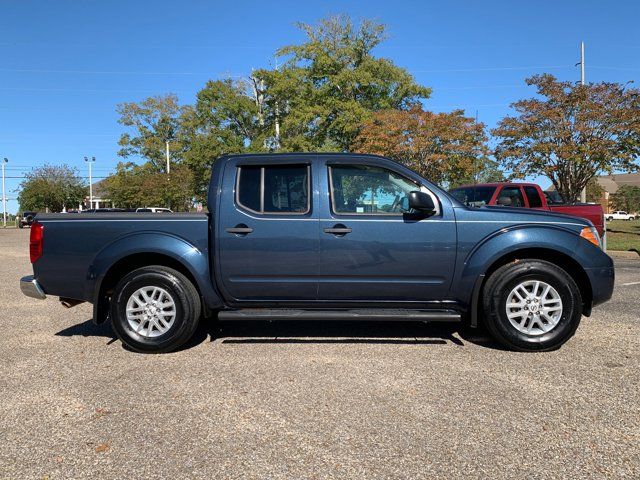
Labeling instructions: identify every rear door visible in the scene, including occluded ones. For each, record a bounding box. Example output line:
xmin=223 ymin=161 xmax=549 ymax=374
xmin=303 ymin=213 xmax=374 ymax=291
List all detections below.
xmin=215 ymin=157 xmax=319 ymax=302
xmin=317 ymin=156 xmax=457 ymax=303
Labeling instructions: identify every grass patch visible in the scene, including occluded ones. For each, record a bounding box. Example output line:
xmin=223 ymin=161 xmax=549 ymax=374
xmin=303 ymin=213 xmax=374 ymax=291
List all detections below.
xmin=606 ymin=219 xmax=640 ymax=251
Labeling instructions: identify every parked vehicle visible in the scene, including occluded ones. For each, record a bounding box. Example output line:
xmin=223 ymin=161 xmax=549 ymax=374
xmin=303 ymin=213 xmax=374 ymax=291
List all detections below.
xmin=136 ymin=207 xmax=173 ymax=213
xmin=20 ymin=154 xmax=614 ymax=353
xmin=82 ymin=208 xmax=130 ymax=213
xmin=18 ymin=211 xmax=37 ymax=229
xmin=450 ymin=183 xmax=605 ymax=236
xmin=606 ymin=211 xmax=636 ymax=221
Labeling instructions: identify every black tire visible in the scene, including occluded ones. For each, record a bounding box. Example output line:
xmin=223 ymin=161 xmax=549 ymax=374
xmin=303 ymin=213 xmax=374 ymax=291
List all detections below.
xmin=606 ymin=216 xmax=613 ymax=221
xmin=482 ymin=259 xmax=582 ymax=352
xmin=110 ymin=266 xmax=201 ymax=353
xmin=18 ymin=222 xmax=24 ymax=229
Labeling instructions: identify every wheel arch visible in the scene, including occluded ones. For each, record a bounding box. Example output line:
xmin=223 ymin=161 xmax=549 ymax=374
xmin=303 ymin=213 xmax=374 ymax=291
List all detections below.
xmin=470 ymin=247 xmax=593 ymax=327
xmin=89 ymin=232 xmax=223 ymax=324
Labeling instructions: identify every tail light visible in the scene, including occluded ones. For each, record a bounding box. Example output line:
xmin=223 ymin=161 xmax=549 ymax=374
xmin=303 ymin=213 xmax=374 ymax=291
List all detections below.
xmin=30 ymin=221 xmax=44 ymax=263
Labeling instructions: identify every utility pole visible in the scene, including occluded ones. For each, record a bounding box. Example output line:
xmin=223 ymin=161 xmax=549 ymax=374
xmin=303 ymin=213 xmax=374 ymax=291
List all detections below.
xmin=579 ymin=41 xmax=587 ymax=203
xmin=85 ymin=156 xmax=95 ymax=208
xmin=165 ymin=140 xmax=170 ymax=174
xmin=2 ymin=158 xmax=7 ymax=228
xmin=274 ymin=59 xmax=281 ymax=149
xmin=474 ymin=110 xmax=479 ymax=184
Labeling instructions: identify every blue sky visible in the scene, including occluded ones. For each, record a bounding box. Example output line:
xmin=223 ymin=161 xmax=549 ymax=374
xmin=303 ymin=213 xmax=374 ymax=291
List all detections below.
xmin=1 ymin=0 xmax=639 ymax=213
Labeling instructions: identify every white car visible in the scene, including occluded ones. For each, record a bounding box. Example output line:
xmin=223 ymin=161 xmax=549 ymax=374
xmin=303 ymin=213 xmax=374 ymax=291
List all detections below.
xmin=136 ymin=207 xmax=173 ymax=213
xmin=606 ymin=211 xmax=636 ymax=221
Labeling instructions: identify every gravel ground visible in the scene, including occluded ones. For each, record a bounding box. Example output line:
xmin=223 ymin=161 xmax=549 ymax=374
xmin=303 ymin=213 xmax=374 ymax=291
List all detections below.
xmin=0 ymin=228 xmax=638 ymax=479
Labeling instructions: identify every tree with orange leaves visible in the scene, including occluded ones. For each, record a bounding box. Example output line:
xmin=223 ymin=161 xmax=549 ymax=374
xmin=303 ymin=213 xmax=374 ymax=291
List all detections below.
xmin=354 ymin=106 xmax=497 ymax=186
xmin=493 ymin=74 xmax=640 ymax=203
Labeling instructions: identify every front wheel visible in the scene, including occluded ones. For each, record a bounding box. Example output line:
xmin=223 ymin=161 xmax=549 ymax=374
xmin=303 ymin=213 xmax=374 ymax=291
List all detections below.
xmin=110 ymin=266 xmax=201 ymax=353
xmin=482 ymin=260 xmax=582 ymax=351
xmin=606 ymin=216 xmax=613 ymax=221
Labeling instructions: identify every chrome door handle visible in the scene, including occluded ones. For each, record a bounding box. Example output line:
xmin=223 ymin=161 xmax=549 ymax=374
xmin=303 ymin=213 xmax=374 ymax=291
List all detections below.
xmin=323 ymin=224 xmax=352 ymax=236
xmin=226 ymin=224 xmax=253 ymax=235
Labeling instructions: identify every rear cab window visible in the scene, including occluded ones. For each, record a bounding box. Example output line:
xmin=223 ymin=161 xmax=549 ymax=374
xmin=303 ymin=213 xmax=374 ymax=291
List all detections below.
xmin=236 ymin=164 xmax=310 ymax=214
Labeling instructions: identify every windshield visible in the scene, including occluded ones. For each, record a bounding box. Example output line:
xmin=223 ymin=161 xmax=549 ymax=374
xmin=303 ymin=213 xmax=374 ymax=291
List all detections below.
xmin=450 ymin=186 xmax=497 ymax=207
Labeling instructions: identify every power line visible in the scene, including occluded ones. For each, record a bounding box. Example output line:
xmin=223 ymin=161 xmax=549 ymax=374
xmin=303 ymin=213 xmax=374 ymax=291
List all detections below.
xmin=589 ymin=65 xmax=640 ymax=72
xmin=0 ymin=87 xmax=196 ymax=94
xmin=411 ymin=65 xmax=574 ymax=73
xmin=3 ymin=176 xmax=110 ymax=179
xmin=0 ymin=64 xmax=579 ymax=76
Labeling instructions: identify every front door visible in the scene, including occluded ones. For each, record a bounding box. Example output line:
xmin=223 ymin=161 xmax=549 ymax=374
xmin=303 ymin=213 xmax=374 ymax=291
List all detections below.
xmin=317 ymin=159 xmax=457 ymax=303
xmin=216 ymin=158 xmax=319 ymax=302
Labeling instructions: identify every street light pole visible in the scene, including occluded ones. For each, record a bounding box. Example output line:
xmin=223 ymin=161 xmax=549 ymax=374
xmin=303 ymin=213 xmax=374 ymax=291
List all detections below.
xmin=579 ymin=41 xmax=587 ymax=204
xmin=165 ymin=140 xmax=170 ymax=174
xmin=85 ymin=156 xmax=95 ymax=209
xmin=2 ymin=158 xmax=7 ymax=228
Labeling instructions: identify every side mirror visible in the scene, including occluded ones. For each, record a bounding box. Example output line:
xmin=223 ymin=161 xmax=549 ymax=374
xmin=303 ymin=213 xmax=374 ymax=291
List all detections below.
xmin=497 ymin=196 xmax=512 ymax=206
xmin=408 ymin=191 xmax=435 ymax=213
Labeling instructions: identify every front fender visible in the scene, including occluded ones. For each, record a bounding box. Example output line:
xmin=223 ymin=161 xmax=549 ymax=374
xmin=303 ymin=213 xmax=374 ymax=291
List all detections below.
xmin=88 ymin=231 xmax=222 ymax=310
xmin=455 ymin=225 xmax=582 ymax=306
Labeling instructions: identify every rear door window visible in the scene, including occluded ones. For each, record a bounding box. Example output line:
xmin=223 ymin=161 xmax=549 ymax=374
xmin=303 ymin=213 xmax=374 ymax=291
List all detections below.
xmin=236 ymin=164 xmax=310 ymax=214
xmin=524 ymin=186 xmax=543 ymax=208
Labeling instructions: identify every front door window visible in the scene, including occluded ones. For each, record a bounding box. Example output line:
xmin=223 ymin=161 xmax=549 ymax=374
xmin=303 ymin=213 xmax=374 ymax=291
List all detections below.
xmin=329 ymin=165 xmax=419 ymax=215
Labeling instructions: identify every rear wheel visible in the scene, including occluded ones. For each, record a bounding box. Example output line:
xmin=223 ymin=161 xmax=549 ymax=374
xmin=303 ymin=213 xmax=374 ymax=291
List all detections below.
xmin=482 ymin=259 xmax=582 ymax=351
xmin=110 ymin=266 xmax=201 ymax=353
xmin=606 ymin=216 xmax=613 ymax=221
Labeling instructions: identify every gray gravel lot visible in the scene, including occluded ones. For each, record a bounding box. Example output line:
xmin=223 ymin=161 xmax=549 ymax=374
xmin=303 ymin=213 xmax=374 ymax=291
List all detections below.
xmin=0 ymin=228 xmax=638 ymax=479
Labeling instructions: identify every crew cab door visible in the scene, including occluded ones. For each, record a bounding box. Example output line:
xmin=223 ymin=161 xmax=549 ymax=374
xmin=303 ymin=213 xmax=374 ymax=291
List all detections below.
xmin=215 ymin=157 xmax=319 ymax=302
xmin=317 ymin=156 xmax=457 ymax=302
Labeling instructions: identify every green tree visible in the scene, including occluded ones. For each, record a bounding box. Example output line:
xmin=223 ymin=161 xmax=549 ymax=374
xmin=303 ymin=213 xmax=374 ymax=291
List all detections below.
xmin=103 ymin=162 xmax=194 ymax=211
xmin=354 ymin=107 xmax=494 ymax=187
xmin=254 ymin=15 xmax=431 ymax=151
xmin=493 ymin=74 xmax=640 ymax=203
xmin=611 ymin=185 xmax=640 ymax=213
xmin=586 ymin=178 xmax=604 ymax=203
xmin=117 ymin=94 xmax=187 ymax=172
xmin=18 ymin=164 xmax=87 ymax=212
xmin=181 ymin=79 xmax=265 ymax=199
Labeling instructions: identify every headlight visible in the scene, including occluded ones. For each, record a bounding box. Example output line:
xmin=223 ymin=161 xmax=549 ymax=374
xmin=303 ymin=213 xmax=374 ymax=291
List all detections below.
xmin=580 ymin=226 xmax=601 ymax=248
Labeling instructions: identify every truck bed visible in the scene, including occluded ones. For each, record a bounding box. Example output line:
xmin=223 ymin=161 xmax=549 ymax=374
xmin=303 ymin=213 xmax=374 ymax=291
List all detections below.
xmin=32 ymin=213 xmax=210 ymax=302
xmin=548 ymin=204 xmax=604 ymax=236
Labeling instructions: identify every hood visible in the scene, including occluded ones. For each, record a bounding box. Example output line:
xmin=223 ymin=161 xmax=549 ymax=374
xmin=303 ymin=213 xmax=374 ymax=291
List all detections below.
xmin=455 ymin=205 xmax=593 ymax=232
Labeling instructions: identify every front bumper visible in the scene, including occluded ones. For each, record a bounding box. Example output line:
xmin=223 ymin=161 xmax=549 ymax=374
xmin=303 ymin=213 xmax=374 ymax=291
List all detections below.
xmin=585 ymin=266 xmax=615 ymax=307
xmin=20 ymin=275 xmax=46 ymax=300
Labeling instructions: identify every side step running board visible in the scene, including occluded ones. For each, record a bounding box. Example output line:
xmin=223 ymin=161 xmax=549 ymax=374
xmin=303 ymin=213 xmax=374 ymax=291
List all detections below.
xmin=218 ymin=309 xmax=462 ymax=322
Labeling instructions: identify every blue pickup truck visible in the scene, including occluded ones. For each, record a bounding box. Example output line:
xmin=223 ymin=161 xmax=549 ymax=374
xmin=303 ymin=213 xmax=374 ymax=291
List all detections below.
xmin=20 ymin=153 xmax=614 ymax=353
